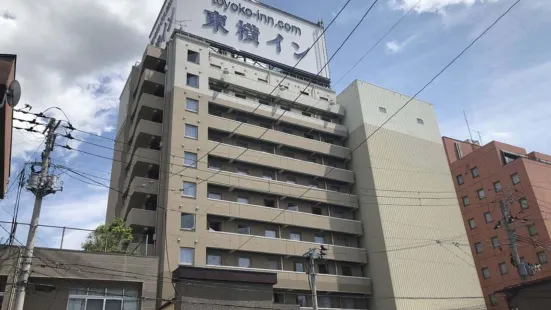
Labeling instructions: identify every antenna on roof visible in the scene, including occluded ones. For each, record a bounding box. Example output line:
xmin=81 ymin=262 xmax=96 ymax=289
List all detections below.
xmin=463 ymin=110 xmax=474 ymax=141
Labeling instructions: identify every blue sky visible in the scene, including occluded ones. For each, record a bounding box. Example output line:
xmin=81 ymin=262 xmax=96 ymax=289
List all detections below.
xmin=0 ymin=0 xmax=549 ymax=248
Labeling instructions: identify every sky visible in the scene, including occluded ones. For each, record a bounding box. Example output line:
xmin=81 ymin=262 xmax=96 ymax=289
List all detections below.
xmin=0 ymin=0 xmax=549 ymax=249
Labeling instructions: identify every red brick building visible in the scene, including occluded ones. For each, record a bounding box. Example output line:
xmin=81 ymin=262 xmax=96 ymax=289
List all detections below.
xmin=443 ymin=137 xmax=551 ymax=309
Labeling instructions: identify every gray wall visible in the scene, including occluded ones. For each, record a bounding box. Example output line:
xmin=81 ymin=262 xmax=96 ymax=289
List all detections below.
xmin=0 ymin=246 xmax=158 ymax=310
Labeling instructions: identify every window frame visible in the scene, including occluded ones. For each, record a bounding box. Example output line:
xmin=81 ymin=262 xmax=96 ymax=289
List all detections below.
xmin=537 ymin=251 xmax=548 ymax=264
xmin=237 ymin=196 xmax=249 ymax=204
xmin=182 ymin=181 xmax=197 ymax=198
xmin=519 ymin=198 xmax=528 ymax=210
xmin=477 ymin=188 xmax=485 ymax=200
xmin=184 ymin=124 xmax=198 ymax=139
xmin=66 ymin=288 xmax=139 ymax=310
xmin=208 ymin=192 xmax=221 ymax=200
xmin=237 ymin=224 xmax=251 ymax=235
xmin=456 ymin=174 xmax=464 ymax=185
xmin=207 ymin=254 xmax=222 ymax=266
xmin=511 ymin=173 xmax=521 ymax=185
xmin=180 ymin=213 xmax=196 ymax=230
xmin=471 ymin=167 xmax=479 ymax=178
xmin=499 ymin=262 xmax=508 ymax=275
xmin=290 ymin=232 xmax=301 ymax=241
xmin=481 ymin=267 xmax=490 ymax=279
xmin=185 ymin=98 xmax=199 ymax=113
xmin=180 ymin=247 xmax=194 ymax=265
xmin=183 ymin=151 xmax=198 ymax=168
xmin=468 ymin=218 xmax=476 ymax=230
xmin=238 ymin=257 xmax=251 ymax=268
xmin=474 ymin=242 xmax=483 ymax=254
xmin=493 ymin=181 xmax=502 ymax=192
xmin=484 ymin=212 xmax=493 ymax=223
xmin=314 ymin=235 xmax=324 ymax=244
xmin=186 ymin=73 xmax=199 ymax=88
xmin=187 ymin=50 xmax=200 ymax=64
xmin=528 ymin=223 xmax=537 ymax=236
xmin=462 ymin=196 xmax=470 ymax=207
xmin=294 ymin=262 xmax=305 ymax=272
xmin=265 ymin=229 xmax=277 ymax=238
xmin=491 ymin=236 xmax=500 ymax=248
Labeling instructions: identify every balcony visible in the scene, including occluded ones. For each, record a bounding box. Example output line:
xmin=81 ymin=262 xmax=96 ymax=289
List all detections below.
xmin=207 ymin=115 xmax=350 ymax=159
xmin=132 ymin=68 xmax=165 ymax=100
xmin=195 ymin=169 xmax=357 ymax=208
xmin=205 ymin=90 xmax=347 ymax=138
xmin=126 ymin=177 xmax=158 ymax=196
xmin=126 ymin=208 xmax=156 ymax=228
xmin=208 ymin=68 xmax=343 ymax=117
xmin=128 ymin=119 xmax=162 ymax=142
xmin=125 ymin=147 xmax=161 ymax=173
xmin=130 ymin=93 xmax=164 ymax=125
xmin=207 ymin=141 xmax=353 ymax=184
xmin=197 ymin=198 xmax=362 ymax=235
xmin=276 ymin=272 xmax=371 ymax=294
xmin=200 ymin=230 xmax=366 ymax=263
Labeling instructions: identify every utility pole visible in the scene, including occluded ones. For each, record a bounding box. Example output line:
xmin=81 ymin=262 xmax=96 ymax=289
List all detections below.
xmin=305 ymin=245 xmax=327 ymax=310
xmin=13 ymin=118 xmax=62 ymax=310
xmin=499 ymin=189 xmax=527 ymax=280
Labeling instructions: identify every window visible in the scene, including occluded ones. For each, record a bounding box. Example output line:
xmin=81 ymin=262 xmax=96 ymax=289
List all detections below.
xmin=300 ymin=91 xmax=309 ymax=96
xmin=186 ymin=73 xmax=199 ymax=88
xmin=511 ymin=173 xmax=520 ymax=184
xmin=185 ymin=124 xmax=198 ymax=139
xmin=528 ymin=224 xmax=537 ymax=236
xmin=258 ymin=77 xmax=268 ymax=83
xmin=294 ymin=262 xmax=305 ymax=272
xmin=182 ymin=182 xmax=197 ymax=198
xmin=474 ymin=242 xmax=483 ymax=254
xmin=304 ymin=133 xmax=314 ymax=139
xmin=287 ymin=203 xmax=298 ymax=211
xmin=263 ymin=171 xmax=274 ymax=180
xmin=280 ymin=105 xmax=290 ymax=111
xmin=456 ymin=174 xmax=464 ymax=185
xmin=236 ymin=167 xmax=249 ymax=175
xmin=290 ymin=232 xmax=301 ymax=241
xmin=181 ymin=213 xmax=195 ymax=230
xmin=484 ymin=212 xmax=493 ymax=223
xmin=235 ymin=71 xmax=245 ymax=76
xmin=185 ymin=98 xmax=199 ymax=112
xmin=324 ymin=139 xmax=333 ymax=144
xmin=237 ymin=196 xmax=249 ymax=204
xmin=238 ymin=257 xmax=251 ymax=268
xmin=235 ymin=93 xmax=246 ymax=100
xmin=519 ymin=198 xmax=528 ymax=210
xmin=321 ymin=116 xmax=331 ymax=122
xmin=207 ymin=254 xmax=221 ymax=265
xmin=477 ymin=188 xmax=485 ymax=200
xmin=320 ymin=97 xmax=329 ymax=102
xmin=208 ymin=192 xmax=221 ymax=200
xmin=286 ymin=176 xmax=296 ymax=184
xmin=342 ymin=266 xmax=352 ymax=276
xmin=481 ymin=267 xmax=490 ymax=279
xmin=417 ymin=118 xmax=424 ymax=125
xmin=333 ymin=211 xmax=344 ymax=219
xmin=499 ymin=262 xmax=508 ymax=275
xmin=184 ymin=152 xmax=197 ymax=168
xmin=259 ymin=99 xmax=271 ymax=105
xmin=314 ymin=235 xmax=324 ymax=244
xmin=302 ymin=111 xmax=312 ymax=117
xmin=312 ymin=207 xmax=322 ymax=215
xmin=273 ymin=293 xmax=283 ymax=304
xmin=264 ymin=199 xmax=275 ymax=208
xmin=318 ymin=264 xmax=328 ymax=274
xmin=489 ymin=294 xmax=498 ymax=306
xmin=342 ymin=298 xmax=355 ymax=309
xmin=265 ymin=229 xmax=276 ymax=238
xmin=187 ymin=50 xmax=200 ymax=63
xmin=471 ymin=167 xmax=479 ymax=178
xmin=537 ymin=251 xmax=548 ymax=264
xmin=208 ymin=221 xmax=221 ymax=231
xmin=67 ymin=288 xmax=139 ymax=310
xmin=297 ymin=295 xmax=307 ymax=307
xmin=491 ymin=236 xmax=500 ymax=248
xmin=462 ymin=196 xmax=470 ymax=207
xmin=180 ymin=248 xmax=194 ymax=265
xmin=268 ymin=260 xmax=280 ymax=270
xmin=379 ymin=107 xmax=387 ymax=113
xmin=468 ymin=218 xmax=476 ymax=229
xmin=210 ymin=63 xmax=222 ymax=69
xmin=319 ymin=296 xmax=332 ymax=308
xmin=494 ymin=181 xmax=502 ymax=192
xmin=237 ymin=224 xmax=251 ymax=235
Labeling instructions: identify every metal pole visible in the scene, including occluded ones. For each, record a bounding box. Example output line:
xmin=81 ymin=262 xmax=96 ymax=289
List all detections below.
xmin=60 ymin=227 xmax=66 ymax=249
xmin=500 ymin=194 xmax=527 ymax=280
xmin=463 ymin=110 xmax=473 ymax=141
xmin=308 ymin=249 xmax=319 ymax=310
xmin=13 ymin=119 xmax=58 ymax=310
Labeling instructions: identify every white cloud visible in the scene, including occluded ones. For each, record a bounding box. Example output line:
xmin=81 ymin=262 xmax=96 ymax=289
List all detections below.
xmin=0 ymin=0 xmax=163 ymax=160
xmin=390 ymin=0 xmax=500 ymax=14
xmin=386 ymin=35 xmax=417 ymax=53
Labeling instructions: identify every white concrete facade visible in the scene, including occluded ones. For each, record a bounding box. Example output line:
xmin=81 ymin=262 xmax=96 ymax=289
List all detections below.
xmin=338 ymin=80 xmax=484 ymax=310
